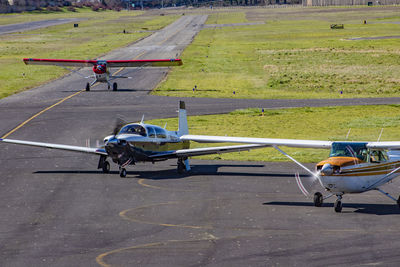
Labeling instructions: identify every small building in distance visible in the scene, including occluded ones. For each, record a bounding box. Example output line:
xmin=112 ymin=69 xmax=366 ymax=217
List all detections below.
xmin=303 ymin=0 xmax=400 ymax=5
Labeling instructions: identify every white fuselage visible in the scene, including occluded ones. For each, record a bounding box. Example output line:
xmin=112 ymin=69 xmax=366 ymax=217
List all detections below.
xmin=318 ymin=160 xmax=400 ymax=194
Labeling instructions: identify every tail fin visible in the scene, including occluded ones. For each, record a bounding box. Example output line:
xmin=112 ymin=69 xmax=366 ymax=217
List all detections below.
xmin=178 ymin=101 xmax=188 ymax=136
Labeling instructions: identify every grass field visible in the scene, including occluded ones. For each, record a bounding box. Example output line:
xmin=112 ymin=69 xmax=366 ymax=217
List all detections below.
xmin=148 ymin=105 xmax=400 ymax=163
xmin=154 ymin=6 xmax=400 ymax=99
xmin=0 ymin=8 xmax=179 ymax=99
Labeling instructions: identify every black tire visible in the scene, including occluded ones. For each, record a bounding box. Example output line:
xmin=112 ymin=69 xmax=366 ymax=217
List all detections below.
xmin=108 ymin=84 xmax=110 ymax=90
xmin=334 ymin=200 xmax=342 ymax=213
xmin=313 ymin=192 xmax=323 ymax=207
xmin=397 ymin=196 xmax=400 ymax=208
xmin=113 ymin=82 xmax=118 ymax=91
xmin=177 ymin=162 xmax=185 ymax=174
xmin=102 ymin=161 xmax=110 ymax=173
xmin=86 ymin=83 xmax=90 ymax=91
xmin=119 ymin=168 xmax=127 ymax=178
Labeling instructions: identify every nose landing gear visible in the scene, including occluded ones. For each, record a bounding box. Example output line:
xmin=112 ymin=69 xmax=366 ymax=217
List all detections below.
xmin=334 ymin=195 xmax=343 ymax=213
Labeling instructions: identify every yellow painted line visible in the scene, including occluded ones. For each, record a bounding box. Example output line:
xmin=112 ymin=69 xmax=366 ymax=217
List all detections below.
xmin=119 ymin=202 xmax=212 ymax=230
xmin=1 ymin=89 xmax=86 ymax=139
xmin=96 ymin=238 xmax=219 ymax=267
xmin=137 ymin=178 xmax=165 ymax=190
xmin=137 ymin=178 xmax=198 ymax=192
xmin=96 ymin=241 xmax=164 ymax=267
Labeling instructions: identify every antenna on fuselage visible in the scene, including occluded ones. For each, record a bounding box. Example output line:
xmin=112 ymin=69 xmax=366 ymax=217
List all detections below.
xmin=140 ymin=115 xmax=145 ymax=124
xmin=377 ymin=128 xmax=384 ymax=142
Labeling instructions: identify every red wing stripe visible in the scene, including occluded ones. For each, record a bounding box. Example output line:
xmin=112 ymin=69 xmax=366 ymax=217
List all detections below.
xmin=23 ymin=58 xmax=97 ymax=64
xmin=106 ymin=59 xmax=181 ymax=63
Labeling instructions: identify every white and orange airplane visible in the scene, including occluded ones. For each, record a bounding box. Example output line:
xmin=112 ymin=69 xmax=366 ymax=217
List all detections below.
xmin=23 ymin=58 xmax=182 ymax=91
xmin=181 ymin=134 xmax=400 ymax=212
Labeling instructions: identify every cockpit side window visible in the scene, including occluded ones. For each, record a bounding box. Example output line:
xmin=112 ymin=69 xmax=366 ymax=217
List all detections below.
xmin=330 ymin=142 xmax=368 ymax=161
xmin=369 ymin=150 xmax=388 ymax=163
xmin=154 ymin=127 xmax=167 ymax=139
xmin=119 ymin=124 xmax=146 ymax=136
xmin=146 ymin=126 xmax=156 ymax=138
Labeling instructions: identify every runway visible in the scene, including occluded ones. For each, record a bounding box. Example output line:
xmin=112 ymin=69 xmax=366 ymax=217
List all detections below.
xmin=1 ymin=15 xmax=400 ymax=266
xmin=0 ymin=18 xmax=82 ymax=35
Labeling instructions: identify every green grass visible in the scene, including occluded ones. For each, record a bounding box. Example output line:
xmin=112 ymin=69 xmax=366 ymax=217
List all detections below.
xmin=148 ymin=105 xmax=400 ymax=163
xmin=0 ymin=9 xmax=179 ymax=98
xmin=205 ymin=12 xmax=248 ymax=24
xmin=154 ymin=6 xmax=400 ymax=99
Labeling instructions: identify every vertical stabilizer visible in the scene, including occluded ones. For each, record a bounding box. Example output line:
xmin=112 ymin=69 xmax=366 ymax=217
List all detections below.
xmin=178 ymin=101 xmax=189 ymax=136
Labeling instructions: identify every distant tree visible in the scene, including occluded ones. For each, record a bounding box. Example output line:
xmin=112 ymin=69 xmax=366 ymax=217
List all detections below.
xmin=0 ymin=0 xmax=10 ymax=13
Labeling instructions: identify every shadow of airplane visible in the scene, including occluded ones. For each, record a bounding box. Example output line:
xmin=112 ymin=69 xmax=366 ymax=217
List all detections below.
xmin=264 ymin=201 xmax=400 ymax=215
xmin=34 ymin=163 xmax=285 ymax=181
xmin=61 ymin=88 xmax=151 ymax=93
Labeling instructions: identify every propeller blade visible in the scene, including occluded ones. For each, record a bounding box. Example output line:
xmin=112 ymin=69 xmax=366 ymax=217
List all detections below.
xmin=112 ymin=117 xmax=128 ymax=136
xmin=294 ymin=171 xmax=322 ymax=198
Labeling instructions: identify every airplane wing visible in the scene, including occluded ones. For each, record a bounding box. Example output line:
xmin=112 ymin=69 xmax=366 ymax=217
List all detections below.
xmin=23 ymin=58 xmax=182 ymax=67
xmin=0 ymin=138 xmax=107 ymax=155
xmin=367 ymin=141 xmax=400 ymax=150
xmin=23 ymin=58 xmax=97 ymax=67
xmin=149 ymin=144 xmax=268 ymax=159
xmin=106 ymin=59 xmax=182 ymax=67
xmin=180 ymin=135 xmax=332 ymax=149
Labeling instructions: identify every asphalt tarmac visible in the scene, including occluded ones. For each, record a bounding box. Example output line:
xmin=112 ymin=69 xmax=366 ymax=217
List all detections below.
xmin=1 ymin=15 xmax=400 ymax=267
xmin=0 ymin=18 xmax=82 ymax=35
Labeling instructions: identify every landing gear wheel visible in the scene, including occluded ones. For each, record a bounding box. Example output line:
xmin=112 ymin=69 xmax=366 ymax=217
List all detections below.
xmin=86 ymin=82 xmax=90 ymax=91
xmin=119 ymin=168 xmax=127 ymax=178
xmin=113 ymin=82 xmax=118 ymax=91
xmin=313 ymin=192 xmax=323 ymax=207
xmin=397 ymin=196 xmax=400 ymax=208
xmin=108 ymin=84 xmax=110 ymax=90
xmin=334 ymin=200 xmax=342 ymax=213
xmin=177 ymin=161 xmax=185 ymax=174
xmin=102 ymin=161 xmax=110 ymax=173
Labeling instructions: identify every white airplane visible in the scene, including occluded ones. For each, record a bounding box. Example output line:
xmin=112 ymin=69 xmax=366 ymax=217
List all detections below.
xmin=0 ymin=101 xmax=266 ymax=178
xmin=181 ymin=134 xmax=400 ymax=212
xmin=23 ymin=58 xmax=182 ymax=91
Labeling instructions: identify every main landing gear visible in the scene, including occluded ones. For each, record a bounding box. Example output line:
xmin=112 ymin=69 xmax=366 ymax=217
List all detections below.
xmin=86 ymin=82 xmax=90 ymax=91
xmin=177 ymin=157 xmax=190 ymax=174
xmin=313 ymin=192 xmax=340 ymax=212
xmin=119 ymin=166 xmax=127 ymax=178
xmin=313 ymin=192 xmax=323 ymax=207
xmin=98 ymin=155 xmax=110 ymax=173
xmin=334 ymin=195 xmax=343 ymax=213
xmin=108 ymin=82 xmax=118 ymax=91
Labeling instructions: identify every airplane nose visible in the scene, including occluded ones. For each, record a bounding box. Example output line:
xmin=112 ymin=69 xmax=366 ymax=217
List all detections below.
xmin=321 ymin=163 xmax=334 ymax=175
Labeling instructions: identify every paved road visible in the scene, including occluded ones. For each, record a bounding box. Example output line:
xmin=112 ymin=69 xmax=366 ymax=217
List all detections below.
xmin=1 ymin=15 xmax=400 ymax=266
xmin=0 ymin=18 xmax=82 ymax=35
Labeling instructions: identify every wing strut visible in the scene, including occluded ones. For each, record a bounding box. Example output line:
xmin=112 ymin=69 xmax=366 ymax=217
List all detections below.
xmin=273 ymin=145 xmax=317 ymax=178
xmin=273 ymin=145 xmax=324 ymax=189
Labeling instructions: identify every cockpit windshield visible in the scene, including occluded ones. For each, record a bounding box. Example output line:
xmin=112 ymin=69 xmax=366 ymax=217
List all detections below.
xmin=329 ymin=142 xmax=368 ymax=161
xmin=118 ymin=124 xmax=146 ymax=136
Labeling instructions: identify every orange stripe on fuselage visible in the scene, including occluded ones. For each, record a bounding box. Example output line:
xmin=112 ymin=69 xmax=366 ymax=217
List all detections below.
xmin=317 ymin=157 xmax=400 ymax=177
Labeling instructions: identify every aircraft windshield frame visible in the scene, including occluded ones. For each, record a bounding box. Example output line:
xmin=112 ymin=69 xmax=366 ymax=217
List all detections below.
xmin=118 ymin=124 xmax=146 ymax=136
xmin=329 ymin=142 xmax=368 ymax=160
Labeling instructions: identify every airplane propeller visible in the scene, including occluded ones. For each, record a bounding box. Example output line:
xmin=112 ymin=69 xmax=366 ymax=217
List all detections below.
xmin=112 ymin=117 xmax=128 ymax=136
xmin=295 ymin=171 xmax=322 ymax=197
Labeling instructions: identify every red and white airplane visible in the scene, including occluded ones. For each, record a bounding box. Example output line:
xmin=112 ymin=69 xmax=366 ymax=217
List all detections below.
xmin=23 ymin=58 xmax=183 ymax=91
